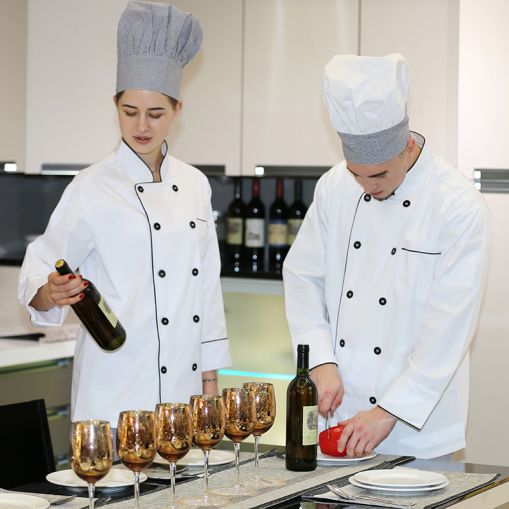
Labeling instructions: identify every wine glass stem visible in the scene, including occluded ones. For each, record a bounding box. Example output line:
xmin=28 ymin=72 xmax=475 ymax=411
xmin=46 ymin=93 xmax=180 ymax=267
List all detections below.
xmin=134 ymin=471 xmax=141 ymax=509
xmin=169 ymin=462 xmax=177 ymax=505
xmin=88 ymin=483 xmax=95 ymax=509
xmin=203 ymin=449 xmax=210 ymax=495
xmin=234 ymin=441 xmax=241 ymax=486
xmin=254 ymin=435 xmax=261 ymax=478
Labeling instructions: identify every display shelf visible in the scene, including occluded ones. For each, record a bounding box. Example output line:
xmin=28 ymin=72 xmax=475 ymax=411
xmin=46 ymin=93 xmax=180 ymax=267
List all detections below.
xmin=221 ymin=276 xmax=283 ymax=296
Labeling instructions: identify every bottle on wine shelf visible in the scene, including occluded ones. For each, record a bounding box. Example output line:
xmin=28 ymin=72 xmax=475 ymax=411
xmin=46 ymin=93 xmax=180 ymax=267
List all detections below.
xmin=244 ymin=178 xmax=265 ymax=272
xmin=268 ymin=178 xmax=289 ymax=274
xmin=288 ymin=180 xmax=307 ymax=246
xmin=54 ymin=259 xmax=126 ymax=352
xmin=286 ymin=344 xmax=318 ymax=471
xmin=226 ymin=178 xmax=246 ymax=272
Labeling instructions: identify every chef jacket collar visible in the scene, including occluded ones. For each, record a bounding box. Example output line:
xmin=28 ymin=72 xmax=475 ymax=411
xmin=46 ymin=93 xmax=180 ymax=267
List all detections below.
xmin=388 ymin=131 xmax=429 ymax=200
xmin=116 ymin=139 xmax=170 ymax=182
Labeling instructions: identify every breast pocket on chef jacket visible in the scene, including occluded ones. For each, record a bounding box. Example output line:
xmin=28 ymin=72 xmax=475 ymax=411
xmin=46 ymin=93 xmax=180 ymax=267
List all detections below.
xmin=395 ymin=240 xmax=441 ymax=303
xmin=195 ymin=218 xmax=209 ymax=259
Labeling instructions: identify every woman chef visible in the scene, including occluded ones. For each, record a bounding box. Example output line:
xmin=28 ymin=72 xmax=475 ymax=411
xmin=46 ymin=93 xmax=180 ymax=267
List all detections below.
xmin=18 ymin=1 xmax=231 ymax=425
xmin=283 ymin=54 xmax=490 ymax=459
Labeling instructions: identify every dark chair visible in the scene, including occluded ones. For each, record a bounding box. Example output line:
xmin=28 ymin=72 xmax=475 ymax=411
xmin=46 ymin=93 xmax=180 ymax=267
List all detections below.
xmin=0 ymin=399 xmax=56 ymax=489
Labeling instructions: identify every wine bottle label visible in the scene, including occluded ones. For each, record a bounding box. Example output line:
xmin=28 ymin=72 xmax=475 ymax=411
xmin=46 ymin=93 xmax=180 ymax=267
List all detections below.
xmin=268 ymin=221 xmax=288 ymax=246
xmin=98 ymin=296 xmax=119 ymax=328
xmin=288 ymin=219 xmax=303 ymax=244
xmin=227 ymin=217 xmax=243 ymax=245
xmin=245 ymin=218 xmax=265 ymax=247
xmin=302 ymin=405 xmax=318 ymax=446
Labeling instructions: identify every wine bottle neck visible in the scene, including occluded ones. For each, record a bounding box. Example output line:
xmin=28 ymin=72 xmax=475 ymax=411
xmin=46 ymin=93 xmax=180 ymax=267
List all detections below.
xmin=276 ymin=178 xmax=284 ymax=199
xmin=294 ymin=180 xmax=303 ymax=200
xmin=252 ymin=178 xmax=260 ymax=198
xmin=234 ymin=179 xmax=242 ymax=200
xmin=55 ymin=258 xmax=73 ymax=276
xmin=296 ymin=348 xmax=309 ymax=375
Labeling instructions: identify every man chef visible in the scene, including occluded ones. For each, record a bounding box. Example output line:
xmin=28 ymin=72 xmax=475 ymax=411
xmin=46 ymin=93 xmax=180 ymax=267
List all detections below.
xmin=283 ymin=53 xmax=490 ymax=458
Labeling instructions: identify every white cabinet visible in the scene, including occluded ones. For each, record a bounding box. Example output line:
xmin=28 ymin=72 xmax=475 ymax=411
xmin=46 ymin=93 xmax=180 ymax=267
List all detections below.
xmin=22 ymin=1 xmax=456 ymax=175
xmin=359 ymin=0 xmax=459 ymax=165
xmin=0 ymin=0 xmax=26 ymax=170
xmin=241 ymin=0 xmax=358 ymax=174
xmin=169 ymin=0 xmax=243 ymax=175
xmin=25 ymin=0 xmax=123 ymax=173
xmin=24 ymin=0 xmax=357 ymax=176
xmin=25 ymin=0 xmax=242 ymax=175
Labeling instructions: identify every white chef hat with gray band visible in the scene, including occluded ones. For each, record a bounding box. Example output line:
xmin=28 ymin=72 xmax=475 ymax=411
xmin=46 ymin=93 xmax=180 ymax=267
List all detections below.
xmin=116 ymin=0 xmax=203 ymax=100
xmin=322 ymin=53 xmax=410 ymax=165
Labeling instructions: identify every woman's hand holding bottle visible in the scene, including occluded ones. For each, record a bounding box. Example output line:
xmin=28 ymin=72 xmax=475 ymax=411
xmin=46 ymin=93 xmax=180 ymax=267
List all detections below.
xmin=30 ymin=271 xmax=87 ymax=311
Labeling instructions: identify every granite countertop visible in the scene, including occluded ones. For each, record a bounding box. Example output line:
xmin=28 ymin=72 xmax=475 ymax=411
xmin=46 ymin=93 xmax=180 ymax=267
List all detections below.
xmin=0 ymin=333 xmax=76 ymax=369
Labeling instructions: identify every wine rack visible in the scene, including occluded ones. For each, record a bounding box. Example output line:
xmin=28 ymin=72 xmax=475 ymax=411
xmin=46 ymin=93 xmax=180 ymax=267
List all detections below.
xmin=206 ymin=166 xmax=327 ymax=279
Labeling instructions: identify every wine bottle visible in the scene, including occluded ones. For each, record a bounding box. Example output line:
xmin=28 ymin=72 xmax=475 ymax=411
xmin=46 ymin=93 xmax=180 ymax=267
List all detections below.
xmin=244 ymin=178 xmax=265 ymax=272
xmin=288 ymin=180 xmax=307 ymax=245
xmin=268 ymin=178 xmax=289 ymax=274
xmin=226 ymin=178 xmax=246 ymax=272
xmin=55 ymin=259 xmax=126 ymax=352
xmin=286 ymin=344 xmax=318 ymax=471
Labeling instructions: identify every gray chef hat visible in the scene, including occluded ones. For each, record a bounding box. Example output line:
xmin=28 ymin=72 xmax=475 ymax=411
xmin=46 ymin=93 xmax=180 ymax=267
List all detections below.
xmin=323 ymin=53 xmax=410 ymax=165
xmin=116 ymin=0 xmax=203 ymax=100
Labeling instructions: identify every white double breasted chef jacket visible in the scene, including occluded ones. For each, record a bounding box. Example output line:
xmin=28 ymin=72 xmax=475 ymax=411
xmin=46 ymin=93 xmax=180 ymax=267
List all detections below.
xmin=283 ymin=134 xmax=490 ymax=458
xmin=19 ymin=141 xmax=231 ymax=425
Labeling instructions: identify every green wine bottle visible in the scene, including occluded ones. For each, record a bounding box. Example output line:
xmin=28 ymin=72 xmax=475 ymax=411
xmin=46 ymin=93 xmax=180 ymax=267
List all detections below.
xmin=55 ymin=259 xmax=126 ymax=352
xmin=285 ymin=344 xmax=318 ymax=471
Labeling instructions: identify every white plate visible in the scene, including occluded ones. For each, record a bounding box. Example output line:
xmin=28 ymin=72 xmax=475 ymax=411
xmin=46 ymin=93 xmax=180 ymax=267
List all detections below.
xmin=46 ymin=468 xmax=147 ymax=489
xmin=317 ymin=451 xmax=377 ymax=465
xmin=352 ymin=468 xmax=448 ymax=488
xmin=0 ymin=494 xmax=49 ymax=509
xmin=153 ymin=449 xmax=235 ymax=468
xmin=349 ymin=476 xmax=449 ymax=493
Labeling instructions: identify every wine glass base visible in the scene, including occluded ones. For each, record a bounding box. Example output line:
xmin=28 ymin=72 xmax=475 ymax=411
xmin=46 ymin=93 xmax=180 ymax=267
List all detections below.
xmin=178 ymin=493 xmax=229 ymax=507
xmin=246 ymin=476 xmax=286 ymax=489
xmin=210 ymin=484 xmax=259 ymax=497
xmin=162 ymin=501 xmax=188 ymax=509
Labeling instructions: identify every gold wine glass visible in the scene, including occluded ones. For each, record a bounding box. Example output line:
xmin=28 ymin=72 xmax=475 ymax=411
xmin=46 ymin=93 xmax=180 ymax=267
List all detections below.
xmin=155 ymin=403 xmax=193 ymax=509
xmin=70 ymin=420 xmax=113 ymax=509
xmin=117 ymin=410 xmax=157 ymax=509
xmin=243 ymin=382 xmax=284 ymax=487
xmin=212 ymin=388 xmax=258 ymax=497
xmin=180 ymin=395 xmax=228 ymax=507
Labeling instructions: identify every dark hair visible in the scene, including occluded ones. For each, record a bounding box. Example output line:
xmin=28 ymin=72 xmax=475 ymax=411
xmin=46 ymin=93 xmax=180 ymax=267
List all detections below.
xmin=114 ymin=91 xmax=179 ymax=109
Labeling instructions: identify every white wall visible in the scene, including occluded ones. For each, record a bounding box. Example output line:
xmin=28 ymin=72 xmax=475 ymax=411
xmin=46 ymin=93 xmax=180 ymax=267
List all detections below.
xmin=457 ymin=0 xmax=509 ymax=466
xmin=0 ymin=0 xmax=26 ymax=169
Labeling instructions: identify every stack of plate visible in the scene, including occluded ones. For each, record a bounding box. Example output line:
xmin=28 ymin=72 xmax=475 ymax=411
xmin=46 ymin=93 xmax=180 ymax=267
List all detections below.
xmin=349 ymin=468 xmax=449 ymax=494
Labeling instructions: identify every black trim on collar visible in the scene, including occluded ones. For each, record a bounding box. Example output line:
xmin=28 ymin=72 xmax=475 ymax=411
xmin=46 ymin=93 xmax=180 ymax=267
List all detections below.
xmin=121 ymin=138 xmax=168 ymax=180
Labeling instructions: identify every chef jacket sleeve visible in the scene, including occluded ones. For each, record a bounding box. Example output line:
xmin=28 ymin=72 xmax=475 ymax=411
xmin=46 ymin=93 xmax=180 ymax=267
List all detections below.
xmin=199 ymin=186 xmax=231 ymax=372
xmin=378 ymin=197 xmax=491 ymax=429
xmin=18 ymin=178 xmax=93 ymax=327
xmin=283 ymin=172 xmax=338 ymax=368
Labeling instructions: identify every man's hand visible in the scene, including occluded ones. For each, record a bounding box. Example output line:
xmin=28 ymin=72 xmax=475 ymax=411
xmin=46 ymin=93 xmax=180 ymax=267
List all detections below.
xmin=337 ymin=406 xmax=397 ymax=457
xmin=310 ymin=363 xmax=344 ymax=417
